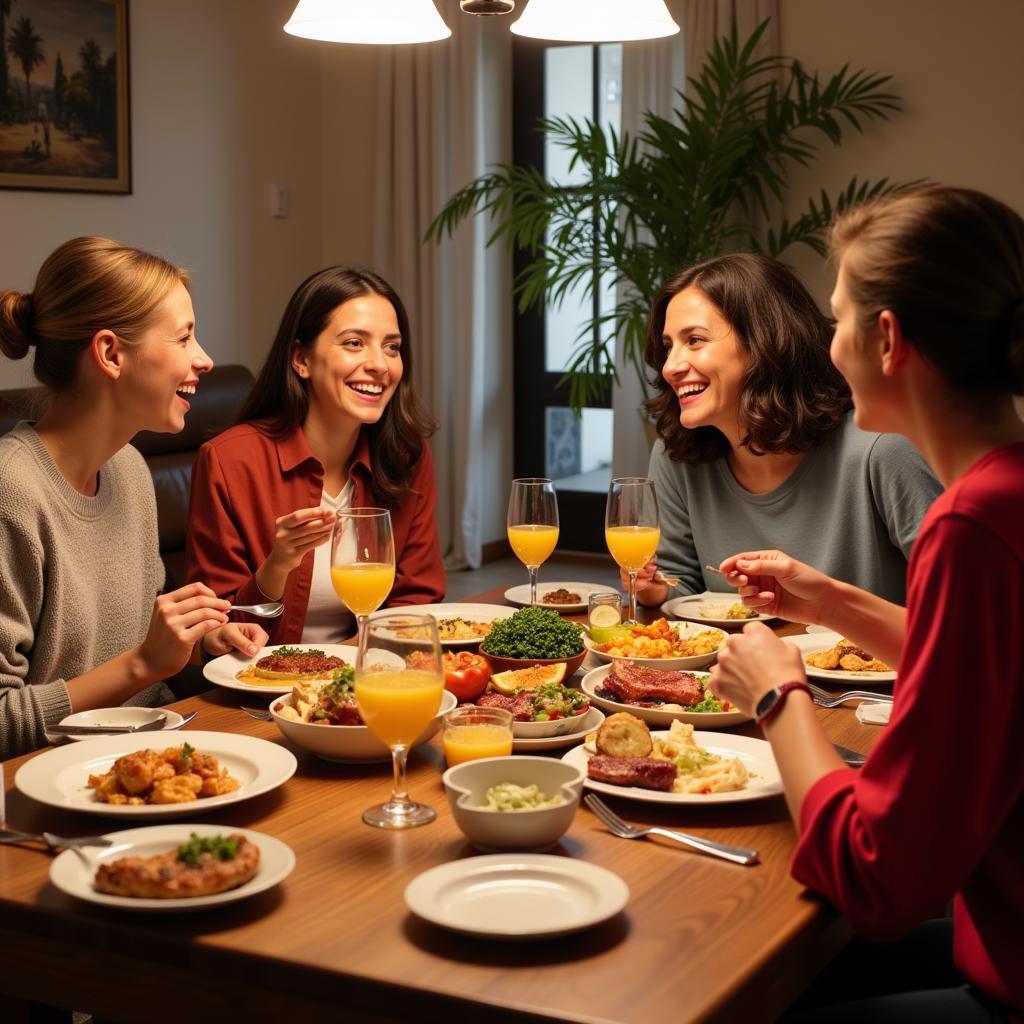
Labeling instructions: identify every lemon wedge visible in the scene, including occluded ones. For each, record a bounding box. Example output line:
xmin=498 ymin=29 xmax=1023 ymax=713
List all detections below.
xmin=489 ymin=662 xmax=567 ymax=695
xmin=588 ymin=604 xmax=622 ymax=628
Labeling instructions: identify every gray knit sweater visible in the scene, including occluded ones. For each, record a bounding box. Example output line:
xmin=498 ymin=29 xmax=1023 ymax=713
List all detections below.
xmin=648 ymin=415 xmax=943 ymax=605
xmin=0 ymin=423 xmax=169 ymax=758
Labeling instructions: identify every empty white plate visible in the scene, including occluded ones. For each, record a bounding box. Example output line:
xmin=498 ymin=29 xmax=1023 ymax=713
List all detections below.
xmin=404 ymin=854 xmax=628 ymax=939
xmin=56 ymin=707 xmax=185 ymax=741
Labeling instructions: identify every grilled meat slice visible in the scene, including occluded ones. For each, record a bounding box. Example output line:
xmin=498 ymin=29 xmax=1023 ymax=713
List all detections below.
xmin=588 ymin=755 xmax=677 ymax=791
xmin=257 ymin=652 xmax=346 ymax=676
xmin=476 ymin=690 xmax=535 ymax=720
xmin=604 ymin=662 xmax=704 ymax=707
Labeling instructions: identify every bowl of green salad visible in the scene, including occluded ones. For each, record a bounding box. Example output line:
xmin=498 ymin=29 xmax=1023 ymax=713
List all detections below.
xmin=443 ymin=755 xmax=584 ymax=852
xmin=479 ymin=607 xmax=587 ymax=679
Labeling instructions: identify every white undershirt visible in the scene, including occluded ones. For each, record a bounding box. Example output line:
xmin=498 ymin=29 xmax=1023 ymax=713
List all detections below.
xmin=301 ymin=481 xmax=357 ymax=644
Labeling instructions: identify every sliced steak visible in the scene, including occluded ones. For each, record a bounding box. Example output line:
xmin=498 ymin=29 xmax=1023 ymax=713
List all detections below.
xmin=604 ymin=662 xmax=704 ymax=706
xmin=587 ymin=755 xmax=677 ymax=791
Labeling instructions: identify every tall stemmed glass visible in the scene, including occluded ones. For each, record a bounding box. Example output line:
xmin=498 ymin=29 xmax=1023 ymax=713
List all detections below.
xmin=356 ymin=613 xmax=444 ymax=829
xmin=507 ymin=478 xmax=559 ymax=606
xmin=605 ymin=477 xmax=660 ymax=624
xmin=330 ymin=508 xmax=396 ymax=643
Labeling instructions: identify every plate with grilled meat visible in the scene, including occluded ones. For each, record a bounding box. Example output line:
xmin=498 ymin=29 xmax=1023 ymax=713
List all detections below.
xmin=503 ymin=582 xmax=619 ymax=614
xmin=784 ymin=632 xmax=896 ymax=684
xmin=580 ymin=664 xmax=751 ymax=728
xmin=203 ymin=643 xmax=356 ymax=694
xmin=50 ymin=824 xmax=295 ymax=912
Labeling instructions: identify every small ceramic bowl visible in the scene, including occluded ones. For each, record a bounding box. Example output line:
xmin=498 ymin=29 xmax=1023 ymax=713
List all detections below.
xmin=478 ymin=649 xmax=587 ymax=680
xmin=268 ymin=690 xmax=457 ymax=763
xmin=583 ymin=621 xmax=726 ymax=671
xmin=511 ymin=709 xmax=593 ymax=739
xmin=442 ymin=755 xmax=584 ymax=852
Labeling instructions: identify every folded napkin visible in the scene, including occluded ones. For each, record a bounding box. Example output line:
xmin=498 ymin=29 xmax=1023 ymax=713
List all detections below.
xmin=856 ymin=702 xmax=892 ymax=725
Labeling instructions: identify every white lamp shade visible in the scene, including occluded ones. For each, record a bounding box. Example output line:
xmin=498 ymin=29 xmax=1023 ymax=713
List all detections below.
xmin=284 ymin=0 xmax=452 ymax=45
xmin=511 ymin=0 xmax=680 ymax=42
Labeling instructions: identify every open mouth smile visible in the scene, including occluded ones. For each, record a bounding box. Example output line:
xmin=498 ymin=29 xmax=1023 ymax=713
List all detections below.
xmin=347 ymin=382 xmax=386 ymax=401
xmin=677 ymin=382 xmax=708 ymax=404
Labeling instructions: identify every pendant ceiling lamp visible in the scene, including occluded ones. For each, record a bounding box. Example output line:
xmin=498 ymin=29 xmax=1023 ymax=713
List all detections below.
xmin=283 ymin=0 xmax=452 ymax=45
xmin=511 ymin=0 xmax=679 ymax=42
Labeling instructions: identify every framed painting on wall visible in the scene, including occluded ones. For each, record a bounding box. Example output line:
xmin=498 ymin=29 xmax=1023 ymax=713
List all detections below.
xmin=0 ymin=0 xmax=129 ymax=193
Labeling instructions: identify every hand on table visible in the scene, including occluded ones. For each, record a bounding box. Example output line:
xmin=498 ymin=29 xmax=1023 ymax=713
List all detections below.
xmin=710 ymin=621 xmax=807 ymax=717
xmin=717 ymin=550 xmax=838 ymax=626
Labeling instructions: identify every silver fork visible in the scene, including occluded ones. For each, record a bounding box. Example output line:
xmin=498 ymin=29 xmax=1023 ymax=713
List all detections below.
xmin=0 ymin=829 xmax=113 ymax=851
xmin=806 ymin=682 xmax=894 ymax=708
xmin=584 ymin=794 xmax=759 ymax=866
xmin=240 ymin=706 xmax=273 ymax=721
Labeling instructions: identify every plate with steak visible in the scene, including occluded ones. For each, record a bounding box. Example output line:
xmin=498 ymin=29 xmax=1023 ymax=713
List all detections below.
xmin=203 ymin=644 xmax=356 ymax=694
xmin=50 ymin=824 xmax=295 ymax=912
xmin=580 ymin=664 xmax=751 ymax=728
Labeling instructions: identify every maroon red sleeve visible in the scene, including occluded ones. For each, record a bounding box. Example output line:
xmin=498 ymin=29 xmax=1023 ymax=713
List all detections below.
xmin=388 ymin=443 xmax=446 ymax=606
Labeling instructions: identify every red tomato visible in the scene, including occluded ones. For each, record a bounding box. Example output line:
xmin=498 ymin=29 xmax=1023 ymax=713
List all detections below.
xmin=442 ymin=650 xmax=490 ymax=702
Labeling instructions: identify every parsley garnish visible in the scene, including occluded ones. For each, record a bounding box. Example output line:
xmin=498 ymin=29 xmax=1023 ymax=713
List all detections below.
xmin=177 ymin=832 xmax=240 ymax=865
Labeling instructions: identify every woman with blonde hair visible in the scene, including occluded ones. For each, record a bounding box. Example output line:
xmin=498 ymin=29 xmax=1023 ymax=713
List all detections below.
xmin=0 ymin=237 xmax=267 ymax=759
xmin=711 ymin=187 xmax=1024 ymax=1020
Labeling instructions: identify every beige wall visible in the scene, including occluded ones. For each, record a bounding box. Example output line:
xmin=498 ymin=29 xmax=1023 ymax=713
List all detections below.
xmin=0 ymin=0 xmax=323 ymax=389
xmin=779 ymin=0 xmax=1024 ymax=301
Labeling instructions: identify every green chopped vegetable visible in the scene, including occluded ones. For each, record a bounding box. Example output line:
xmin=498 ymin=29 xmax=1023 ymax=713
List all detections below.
xmin=481 ymin=607 xmax=584 ymax=660
xmin=273 ymin=645 xmax=326 ymax=658
xmin=325 ymin=664 xmax=355 ymax=695
xmin=480 ymin=783 xmax=565 ymax=811
xmin=177 ymin=832 xmax=240 ymax=865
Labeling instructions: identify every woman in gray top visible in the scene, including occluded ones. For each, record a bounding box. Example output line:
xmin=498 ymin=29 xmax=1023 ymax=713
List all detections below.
xmin=0 ymin=237 xmax=268 ymax=758
xmin=633 ymin=253 xmax=941 ymax=609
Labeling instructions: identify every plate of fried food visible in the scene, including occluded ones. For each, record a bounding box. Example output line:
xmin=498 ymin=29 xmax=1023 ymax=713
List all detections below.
xmin=580 ymin=664 xmax=751 ymax=728
xmin=503 ymin=582 xmax=619 ymax=614
xmin=50 ymin=823 xmax=295 ymax=912
xmin=583 ymin=619 xmax=727 ymax=671
xmin=385 ymin=604 xmax=516 ymax=646
xmin=784 ymin=632 xmax=896 ymax=684
xmin=661 ymin=592 xmax=773 ymax=627
xmin=203 ymin=644 xmax=357 ymax=695
xmin=562 ymin=713 xmax=781 ymax=805
xmin=15 ymin=731 xmax=297 ymax=819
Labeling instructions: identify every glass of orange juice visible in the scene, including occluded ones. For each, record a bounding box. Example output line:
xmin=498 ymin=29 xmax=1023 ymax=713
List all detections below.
xmin=356 ymin=613 xmax=444 ymax=829
xmin=507 ymin=478 xmax=559 ymax=606
xmin=443 ymin=706 xmax=514 ymax=767
xmin=331 ymin=508 xmax=396 ymax=644
xmin=605 ymin=477 xmax=660 ymax=624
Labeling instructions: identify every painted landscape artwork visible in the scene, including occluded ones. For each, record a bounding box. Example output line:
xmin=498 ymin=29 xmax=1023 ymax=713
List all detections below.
xmin=0 ymin=0 xmax=129 ymax=192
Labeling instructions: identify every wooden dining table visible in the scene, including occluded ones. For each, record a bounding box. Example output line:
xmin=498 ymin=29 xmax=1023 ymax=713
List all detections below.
xmin=0 ymin=586 xmax=884 ymax=1024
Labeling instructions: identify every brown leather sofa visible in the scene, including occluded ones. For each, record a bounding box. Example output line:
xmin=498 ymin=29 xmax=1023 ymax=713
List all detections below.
xmin=0 ymin=363 xmax=255 ymax=589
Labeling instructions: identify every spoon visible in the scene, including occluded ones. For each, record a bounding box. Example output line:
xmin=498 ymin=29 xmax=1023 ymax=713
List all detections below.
xmin=227 ymin=602 xmax=284 ymax=618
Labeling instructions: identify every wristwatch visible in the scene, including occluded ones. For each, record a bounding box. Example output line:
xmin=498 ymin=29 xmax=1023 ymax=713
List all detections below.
xmin=754 ymin=681 xmax=811 ymax=727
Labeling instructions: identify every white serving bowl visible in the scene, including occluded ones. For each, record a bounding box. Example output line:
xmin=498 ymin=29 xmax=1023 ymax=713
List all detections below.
xmin=268 ymin=689 xmax=457 ymax=764
xmin=583 ymin=620 xmax=726 ymax=671
xmin=511 ymin=709 xmax=593 ymax=739
xmin=442 ymin=756 xmax=584 ymax=852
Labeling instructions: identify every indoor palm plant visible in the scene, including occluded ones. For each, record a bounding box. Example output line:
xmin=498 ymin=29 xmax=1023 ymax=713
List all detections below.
xmin=428 ymin=20 xmax=919 ymax=412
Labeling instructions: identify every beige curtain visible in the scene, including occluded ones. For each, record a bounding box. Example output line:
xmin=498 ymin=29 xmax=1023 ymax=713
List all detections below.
xmin=612 ymin=0 xmax=779 ymax=478
xmin=371 ymin=2 xmax=512 ymax=570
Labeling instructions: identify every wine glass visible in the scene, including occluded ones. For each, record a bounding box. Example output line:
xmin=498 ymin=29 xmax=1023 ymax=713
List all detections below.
xmin=507 ymin=478 xmax=559 ymax=606
xmin=605 ymin=477 xmax=660 ymax=624
xmin=356 ymin=613 xmax=444 ymax=829
xmin=330 ymin=508 xmax=396 ymax=643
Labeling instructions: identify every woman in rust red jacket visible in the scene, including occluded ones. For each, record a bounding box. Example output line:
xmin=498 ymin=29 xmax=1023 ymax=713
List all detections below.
xmin=186 ymin=267 xmax=445 ymax=645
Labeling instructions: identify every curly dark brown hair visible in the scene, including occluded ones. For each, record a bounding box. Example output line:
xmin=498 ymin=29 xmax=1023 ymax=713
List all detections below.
xmin=644 ymin=252 xmax=852 ymax=463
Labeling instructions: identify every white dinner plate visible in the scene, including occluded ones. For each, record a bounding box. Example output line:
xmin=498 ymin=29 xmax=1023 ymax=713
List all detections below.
xmin=57 ymin=707 xmax=186 ymax=741
xmin=511 ymin=706 xmax=606 ymax=752
xmin=50 ymin=823 xmax=295 ymax=912
xmin=503 ymin=582 xmax=619 ymax=614
xmin=784 ymin=632 xmax=897 ymax=685
xmin=16 ymin=731 xmax=298 ymax=820
xmin=661 ymin=592 xmax=774 ymax=627
xmin=404 ymin=853 xmax=628 ymax=939
xmin=579 ymin=665 xmax=752 ymax=729
xmin=203 ymin=643 xmax=356 ymax=695
xmin=562 ymin=730 xmax=782 ymax=805
xmin=378 ymin=603 xmax=516 ymax=647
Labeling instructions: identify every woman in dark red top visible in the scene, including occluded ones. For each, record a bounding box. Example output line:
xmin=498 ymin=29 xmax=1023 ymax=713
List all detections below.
xmin=186 ymin=267 xmax=444 ymax=645
xmin=710 ymin=188 xmax=1024 ymax=1022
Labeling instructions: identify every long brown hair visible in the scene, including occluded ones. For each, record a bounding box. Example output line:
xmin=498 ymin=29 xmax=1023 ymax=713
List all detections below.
xmin=831 ymin=186 xmax=1024 ymax=395
xmin=0 ymin=236 xmax=189 ymax=393
xmin=237 ymin=266 xmax=437 ymax=507
xmin=644 ymin=252 xmax=851 ymax=462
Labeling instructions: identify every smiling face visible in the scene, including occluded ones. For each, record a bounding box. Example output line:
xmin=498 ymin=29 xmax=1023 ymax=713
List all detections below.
xmin=291 ymin=292 xmax=403 ymax=431
xmin=660 ymin=286 xmax=748 ymax=440
xmin=123 ymin=280 xmax=212 ymax=434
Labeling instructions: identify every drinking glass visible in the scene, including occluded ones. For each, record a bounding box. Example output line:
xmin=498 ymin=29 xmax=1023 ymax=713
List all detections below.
xmin=443 ymin=706 xmax=514 ymax=767
xmin=331 ymin=508 xmax=396 ymax=643
xmin=507 ymin=478 xmax=559 ymax=606
xmin=588 ymin=591 xmax=623 ymax=629
xmin=605 ymin=477 xmax=660 ymax=624
xmin=356 ymin=613 xmax=444 ymax=829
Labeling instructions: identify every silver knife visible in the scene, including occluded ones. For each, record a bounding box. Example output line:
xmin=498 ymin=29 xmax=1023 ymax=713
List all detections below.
xmin=47 ymin=714 xmax=167 ymax=736
xmin=833 ymin=742 xmax=867 ymax=766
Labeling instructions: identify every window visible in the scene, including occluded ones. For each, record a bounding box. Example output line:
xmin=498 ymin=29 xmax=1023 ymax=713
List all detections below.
xmin=512 ymin=40 xmax=623 ymax=551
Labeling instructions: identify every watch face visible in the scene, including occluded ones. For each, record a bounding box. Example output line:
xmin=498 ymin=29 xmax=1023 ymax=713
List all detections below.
xmin=755 ymin=688 xmax=778 ymax=719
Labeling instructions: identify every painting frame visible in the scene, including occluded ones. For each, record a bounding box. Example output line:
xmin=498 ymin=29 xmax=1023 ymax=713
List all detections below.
xmin=0 ymin=0 xmax=130 ymax=194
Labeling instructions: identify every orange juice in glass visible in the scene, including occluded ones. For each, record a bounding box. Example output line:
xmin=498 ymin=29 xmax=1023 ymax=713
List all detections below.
xmin=330 ymin=562 xmax=396 ymax=617
xmin=443 ymin=707 xmax=514 ymax=767
xmin=356 ymin=614 xmax=443 ymax=829
xmin=606 ymin=478 xmax=660 ymax=624
xmin=331 ymin=508 xmax=395 ymax=642
xmin=604 ymin=525 xmax=661 ymax=571
xmin=507 ymin=479 xmax=559 ymax=606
